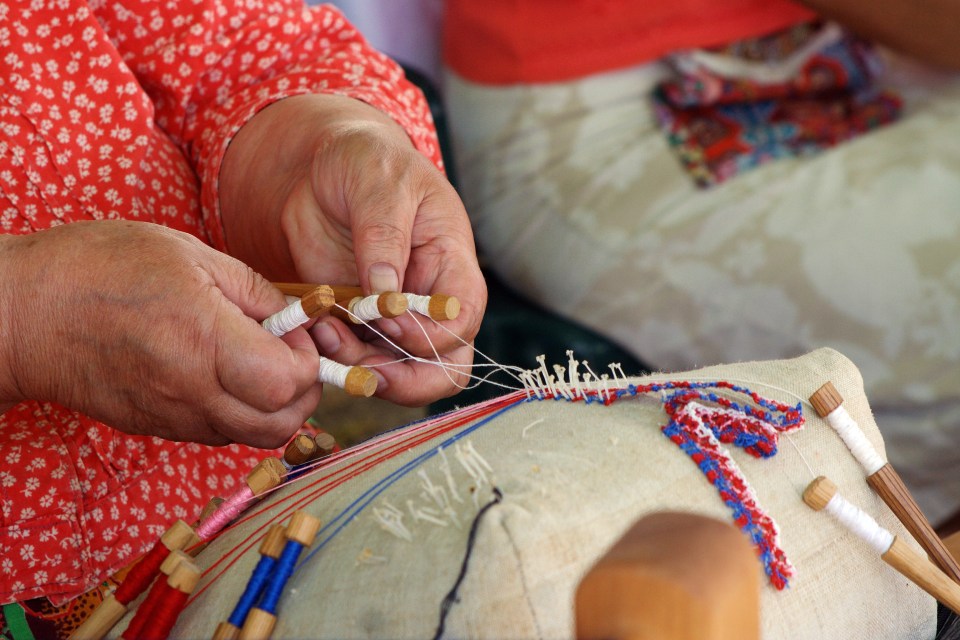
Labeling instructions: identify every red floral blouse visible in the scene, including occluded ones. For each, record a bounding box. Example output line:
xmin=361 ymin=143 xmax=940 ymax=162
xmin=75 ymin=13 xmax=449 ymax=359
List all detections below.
xmin=0 ymin=0 xmax=441 ymax=604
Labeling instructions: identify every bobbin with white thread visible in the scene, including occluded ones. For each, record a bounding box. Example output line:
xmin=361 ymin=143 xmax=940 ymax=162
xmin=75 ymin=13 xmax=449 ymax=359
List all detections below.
xmin=332 ymin=292 xmax=408 ymax=324
xmin=810 ymin=382 xmax=960 ymax=582
xmin=261 ymin=286 xmax=335 ymax=337
xmin=318 ymin=357 xmax=377 ymax=397
xmin=404 ymin=293 xmax=460 ymax=321
xmin=802 ymin=476 xmax=960 ymax=614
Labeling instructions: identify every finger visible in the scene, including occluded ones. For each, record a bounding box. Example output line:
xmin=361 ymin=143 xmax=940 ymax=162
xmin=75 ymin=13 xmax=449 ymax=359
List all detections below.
xmin=315 ymin=145 xmax=424 ymax=294
xmin=309 ymin=317 xmax=474 ymax=405
xmin=203 ymin=384 xmax=323 ymax=449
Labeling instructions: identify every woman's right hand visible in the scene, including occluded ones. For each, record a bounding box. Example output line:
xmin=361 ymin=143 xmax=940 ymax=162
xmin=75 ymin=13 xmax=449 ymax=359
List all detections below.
xmin=0 ymin=220 xmax=322 ymax=448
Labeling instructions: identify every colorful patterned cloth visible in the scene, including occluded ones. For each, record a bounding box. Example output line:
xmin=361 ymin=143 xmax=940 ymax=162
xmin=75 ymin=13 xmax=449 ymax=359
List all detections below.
xmin=653 ymin=23 xmax=902 ymax=187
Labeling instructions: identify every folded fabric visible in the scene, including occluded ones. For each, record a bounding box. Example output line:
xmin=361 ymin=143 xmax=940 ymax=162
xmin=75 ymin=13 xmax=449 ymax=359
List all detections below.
xmin=654 ymin=22 xmax=902 ymax=187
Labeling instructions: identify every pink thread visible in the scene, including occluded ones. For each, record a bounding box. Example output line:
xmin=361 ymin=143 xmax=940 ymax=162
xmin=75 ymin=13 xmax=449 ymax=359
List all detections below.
xmin=196 ymin=485 xmax=256 ymax=540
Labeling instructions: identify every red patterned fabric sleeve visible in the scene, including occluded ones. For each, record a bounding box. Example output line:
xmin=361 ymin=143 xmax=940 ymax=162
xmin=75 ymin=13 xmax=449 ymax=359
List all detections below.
xmin=92 ymin=1 xmax=442 ymax=252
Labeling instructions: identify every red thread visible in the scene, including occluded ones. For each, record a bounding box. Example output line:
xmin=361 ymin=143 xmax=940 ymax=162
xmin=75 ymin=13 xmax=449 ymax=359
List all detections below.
xmin=113 ymin=539 xmax=167 ymax=605
xmin=121 ymin=577 xmax=175 ymax=639
xmin=141 ymin=588 xmax=190 ymax=640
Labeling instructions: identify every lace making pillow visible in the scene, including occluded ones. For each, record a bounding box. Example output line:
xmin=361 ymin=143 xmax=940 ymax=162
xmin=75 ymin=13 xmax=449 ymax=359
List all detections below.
xmin=130 ymin=348 xmax=935 ymax=639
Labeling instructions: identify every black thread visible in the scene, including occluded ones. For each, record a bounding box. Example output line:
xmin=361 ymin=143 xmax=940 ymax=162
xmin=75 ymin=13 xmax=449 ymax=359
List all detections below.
xmin=433 ymin=487 xmax=504 ymax=640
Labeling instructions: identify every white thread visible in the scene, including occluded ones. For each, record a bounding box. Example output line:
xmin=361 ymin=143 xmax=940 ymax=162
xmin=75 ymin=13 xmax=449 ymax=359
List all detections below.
xmin=521 ymin=418 xmax=545 ymax=439
xmin=350 ymin=295 xmax=384 ymax=321
xmin=437 ymin=447 xmax=464 ymax=505
xmin=825 ymin=406 xmax=885 ymax=475
xmin=404 ymin=293 xmax=433 ymax=316
xmin=407 ymin=499 xmax=449 ymax=527
xmin=317 ymin=357 xmax=351 ymax=389
xmin=355 ymin=548 xmax=388 ymax=565
xmin=372 ymin=501 xmax=413 ymax=541
xmin=566 ymin=350 xmax=581 ymax=398
xmin=823 ymin=492 xmax=894 ymax=554
xmin=261 ymin=300 xmax=309 ymax=337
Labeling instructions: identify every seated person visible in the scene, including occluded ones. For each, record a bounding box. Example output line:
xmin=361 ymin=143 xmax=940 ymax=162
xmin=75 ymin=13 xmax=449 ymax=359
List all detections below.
xmin=0 ymin=0 xmax=484 ymax=611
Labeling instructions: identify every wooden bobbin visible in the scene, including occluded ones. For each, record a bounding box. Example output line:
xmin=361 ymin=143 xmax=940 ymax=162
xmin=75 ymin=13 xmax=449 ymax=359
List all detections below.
xmin=803 ymin=476 xmax=960 ymax=615
xmin=162 ymin=519 xmax=201 ymax=553
xmin=196 ymin=497 xmax=225 ymax=526
xmin=426 ymin=294 xmax=460 ymax=321
xmin=283 ymin=434 xmax=317 ymax=467
xmin=168 ymin=556 xmax=201 ymax=594
xmin=330 ymin=297 xmax=363 ymax=324
xmin=272 ymin=282 xmax=320 ymax=297
xmin=311 ymin=431 xmax=338 ymax=461
xmin=809 ymin=381 xmax=843 ymax=418
xmin=809 ymin=383 xmax=960 ymax=583
xmin=68 ymin=595 xmax=127 ymax=640
xmin=576 ymin=511 xmax=759 ymax=640
xmin=212 ymin=526 xmax=288 ymax=640
xmin=299 ymin=285 xmax=335 ymax=318
xmin=246 ymin=457 xmax=287 ymax=496
xmin=286 ymin=510 xmax=322 ymax=547
xmin=238 ymin=608 xmax=277 ymax=640
xmin=343 ymin=365 xmax=377 ymax=397
xmin=802 ymin=475 xmax=838 ymax=511
xmin=69 ymin=521 xmax=197 ymax=640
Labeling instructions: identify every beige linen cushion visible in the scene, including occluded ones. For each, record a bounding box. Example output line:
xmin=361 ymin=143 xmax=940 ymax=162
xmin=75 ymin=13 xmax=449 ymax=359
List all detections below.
xmin=143 ymin=348 xmax=934 ymax=639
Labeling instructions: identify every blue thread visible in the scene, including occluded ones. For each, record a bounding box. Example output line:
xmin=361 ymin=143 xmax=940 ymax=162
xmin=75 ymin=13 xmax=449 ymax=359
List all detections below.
xmin=295 ymin=398 xmax=527 ymax=572
xmin=227 ymin=555 xmax=277 ymax=627
xmin=259 ymin=540 xmax=304 ymax=615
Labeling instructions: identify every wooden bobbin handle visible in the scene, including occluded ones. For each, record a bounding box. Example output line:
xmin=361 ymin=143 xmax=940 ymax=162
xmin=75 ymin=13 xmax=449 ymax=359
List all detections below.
xmin=868 ymin=464 xmax=960 ymax=583
xmin=299 ymin=286 xmax=335 ymax=318
xmin=373 ymin=292 xmax=408 ymax=318
xmin=286 ymin=510 xmax=322 ymax=547
xmin=161 ymin=519 xmax=201 ymax=552
xmin=212 ymin=621 xmax=240 ymax=640
xmin=283 ymin=434 xmax=317 ymax=467
xmin=427 ymin=294 xmax=460 ymax=321
xmin=883 ymin=536 xmax=960 ymax=615
xmin=809 ymin=381 xmax=844 ymax=417
xmin=260 ymin=524 xmax=288 ymax=559
xmin=238 ymin=608 xmax=276 ymax=640
xmin=344 ymin=366 xmax=377 ymax=398
xmin=68 ymin=595 xmax=127 ymax=640
xmin=245 ymin=457 xmax=287 ymax=496
xmin=575 ymin=511 xmax=760 ymax=640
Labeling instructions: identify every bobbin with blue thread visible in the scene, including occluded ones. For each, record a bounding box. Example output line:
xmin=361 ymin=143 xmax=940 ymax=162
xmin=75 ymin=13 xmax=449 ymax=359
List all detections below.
xmin=212 ymin=524 xmax=288 ymax=640
xmin=238 ymin=511 xmax=321 ymax=640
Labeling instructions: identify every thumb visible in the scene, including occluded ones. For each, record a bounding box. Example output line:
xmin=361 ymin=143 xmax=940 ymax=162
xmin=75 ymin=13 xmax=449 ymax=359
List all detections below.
xmin=351 ymin=197 xmax=415 ymax=294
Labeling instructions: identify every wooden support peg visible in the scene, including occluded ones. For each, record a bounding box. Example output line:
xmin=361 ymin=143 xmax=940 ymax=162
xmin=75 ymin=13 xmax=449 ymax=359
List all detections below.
xmin=576 ymin=511 xmax=759 ymax=640
xmin=809 ymin=382 xmax=960 ymax=583
xmin=283 ymin=434 xmax=317 ymax=467
xmin=213 ymin=621 xmax=241 ymax=640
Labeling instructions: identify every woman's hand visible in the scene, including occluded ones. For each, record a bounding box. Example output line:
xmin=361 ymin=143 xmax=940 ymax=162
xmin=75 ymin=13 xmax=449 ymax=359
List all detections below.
xmin=0 ymin=221 xmax=322 ymax=448
xmin=220 ymin=93 xmax=487 ymax=406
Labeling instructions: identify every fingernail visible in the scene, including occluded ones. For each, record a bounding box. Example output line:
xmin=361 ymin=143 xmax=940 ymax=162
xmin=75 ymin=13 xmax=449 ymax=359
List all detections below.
xmin=314 ymin=322 xmax=341 ymax=355
xmin=378 ymin=318 xmax=401 ymax=339
xmin=373 ymin=369 xmax=388 ymax=393
xmin=369 ymin=262 xmax=399 ymax=293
